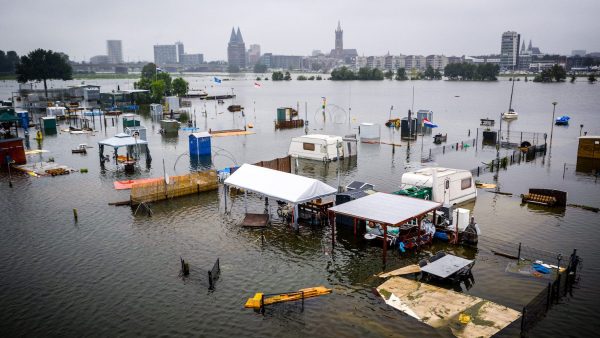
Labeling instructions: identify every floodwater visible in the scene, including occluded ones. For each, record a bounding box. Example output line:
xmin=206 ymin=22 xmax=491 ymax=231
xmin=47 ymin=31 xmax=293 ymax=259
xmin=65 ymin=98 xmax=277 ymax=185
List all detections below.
xmin=0 ymin=76 xmax=599 ymax=337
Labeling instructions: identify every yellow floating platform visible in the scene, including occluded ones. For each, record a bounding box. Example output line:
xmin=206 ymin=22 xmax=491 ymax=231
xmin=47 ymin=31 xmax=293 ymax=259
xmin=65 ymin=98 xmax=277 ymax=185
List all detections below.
xmin=244 ymin=286 xmax=332 ymax=309
xmin=210 ymin=130 xmax=255 ymax=137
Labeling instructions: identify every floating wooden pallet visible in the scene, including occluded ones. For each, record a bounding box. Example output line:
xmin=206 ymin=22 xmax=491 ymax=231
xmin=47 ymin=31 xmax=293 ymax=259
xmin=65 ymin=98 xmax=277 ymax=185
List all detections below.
xmin=245 ymin=286 xmax=332 ymax=309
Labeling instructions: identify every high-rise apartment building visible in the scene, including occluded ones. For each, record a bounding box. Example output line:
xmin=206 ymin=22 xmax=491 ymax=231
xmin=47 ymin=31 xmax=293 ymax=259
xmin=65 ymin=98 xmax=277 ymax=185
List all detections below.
xmin=247 ymin=44 xmax=261 ymax=66
xmin=106 ymin=40 xmax=123 ymax=64
xmin=175 ymin=41 xmax=185 ymax=63
xmin=227 ymin=27 xmax=246 ymax=69
xmin=154 ymin=44 xmax=177 ymax=66
xmin=500 ymin=31 xmax=520 ymax=70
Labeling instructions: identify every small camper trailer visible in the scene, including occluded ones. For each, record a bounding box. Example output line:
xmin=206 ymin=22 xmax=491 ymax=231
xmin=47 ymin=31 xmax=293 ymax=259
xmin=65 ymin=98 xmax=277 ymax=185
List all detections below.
xmin=288 ymin=134 xmax=357 ymax=161
xmin=397 ymin=167 xmax=476 ymax=205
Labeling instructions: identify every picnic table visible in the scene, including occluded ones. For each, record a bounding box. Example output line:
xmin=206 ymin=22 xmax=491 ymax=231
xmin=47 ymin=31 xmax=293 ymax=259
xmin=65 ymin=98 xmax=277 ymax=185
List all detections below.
xmin=421 ymin=254 xmax=473 ymax=279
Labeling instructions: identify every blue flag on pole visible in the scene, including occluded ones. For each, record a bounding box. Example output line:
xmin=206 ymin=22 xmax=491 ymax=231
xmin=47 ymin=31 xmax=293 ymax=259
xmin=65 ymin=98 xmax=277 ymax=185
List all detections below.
xmin=213 ymin=76 xmax=222 ymax=84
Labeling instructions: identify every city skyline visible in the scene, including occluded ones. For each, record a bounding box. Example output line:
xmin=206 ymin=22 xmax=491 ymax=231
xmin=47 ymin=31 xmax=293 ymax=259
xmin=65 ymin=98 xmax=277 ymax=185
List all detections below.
xmin=1 ymin=0 xmax=599 ymax=62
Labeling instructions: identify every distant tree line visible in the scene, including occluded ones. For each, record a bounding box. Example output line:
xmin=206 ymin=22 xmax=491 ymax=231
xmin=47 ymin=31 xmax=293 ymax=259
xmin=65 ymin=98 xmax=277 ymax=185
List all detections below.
xmin=271 ymin=71 xmax=291 ymax=81
xmin=533 ymin=64 xmax=567 ymax=83
xmin=444 ymin=63 xmax=499 ymax=81
xmin=330 ymin=66 xmax=384 ymax=80
xmin=0 ymin=50 xmax=19 ymax=73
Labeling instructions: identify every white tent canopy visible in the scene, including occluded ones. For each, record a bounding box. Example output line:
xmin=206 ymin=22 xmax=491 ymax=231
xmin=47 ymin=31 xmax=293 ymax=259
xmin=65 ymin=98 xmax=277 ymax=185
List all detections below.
xmin=224 ymin=164 xmax=337 ymax=204
xmin=329 ymin=192 xmax=441 ymax=225
xmin=99 ymin=133 xmax=148 ymax=148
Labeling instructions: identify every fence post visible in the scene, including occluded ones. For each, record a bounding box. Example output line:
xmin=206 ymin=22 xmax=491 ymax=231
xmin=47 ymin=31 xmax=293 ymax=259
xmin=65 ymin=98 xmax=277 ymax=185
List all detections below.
xmin=555 ymin=254 xmax=562 ymax=304
xmin=546 ymin=283 xmax=552 ymax=311
xmin=517 ymin=242 xmax=522 ymax=261
xmin=520 ymin=308 xmax=527 ymax=333
xmin=208 ymin=270 xmax=213 ymax=289
xmin=477 ymin=166 xmax=480 ymax=177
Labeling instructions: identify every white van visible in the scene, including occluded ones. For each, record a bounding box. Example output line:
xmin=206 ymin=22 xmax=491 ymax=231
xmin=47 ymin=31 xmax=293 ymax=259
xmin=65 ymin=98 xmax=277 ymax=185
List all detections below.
xmin=400 ymin=167 xmax=477 ymax=205
xmin=288 ymin=134 xmax=356 ymax=161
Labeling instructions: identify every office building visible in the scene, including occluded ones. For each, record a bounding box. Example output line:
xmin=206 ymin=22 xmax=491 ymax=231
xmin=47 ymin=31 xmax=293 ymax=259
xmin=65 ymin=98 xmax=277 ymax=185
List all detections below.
xmin=154 ymin=44 xmax=177 ymax=66
xmin=500 ymin=31 xmax=520 ymax=70
xmin=106 ymin=40 xmax=123 ymax=64
xmin=227 ymin=27 xmax=246 ymax=69
xmin=179 ymin=53 xmax=204 ymax=65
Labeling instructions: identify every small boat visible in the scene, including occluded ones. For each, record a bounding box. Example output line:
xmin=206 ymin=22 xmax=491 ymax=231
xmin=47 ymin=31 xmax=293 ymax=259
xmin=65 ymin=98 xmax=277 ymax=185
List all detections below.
xmin=502 ymin=77 xmax=519 ymax=120
xmin=71 ymin=144 xmax=87 ymax=154
xmin=555 ymin=115 xmax=570 ymax=125
xmin=227 ymin=105 xmax=243 ymax=112
xmin=502 ymin=109 xmax=518 ymax=120
xmin=433 ymin=133 xmax=447 ymax=144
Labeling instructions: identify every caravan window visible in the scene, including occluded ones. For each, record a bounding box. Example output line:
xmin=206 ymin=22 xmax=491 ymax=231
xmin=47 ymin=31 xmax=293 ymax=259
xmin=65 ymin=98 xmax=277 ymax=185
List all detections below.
xmin=303 ymin=142 xmax=315 ymax=151
xmin=461 ymin=178 xmax=472 ymax=190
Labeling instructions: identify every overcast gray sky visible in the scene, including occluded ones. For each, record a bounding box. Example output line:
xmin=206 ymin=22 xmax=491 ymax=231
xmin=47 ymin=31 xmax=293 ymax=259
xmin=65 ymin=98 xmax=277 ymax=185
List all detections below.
xmin=2 ymin=0 xmax=599 ymax=62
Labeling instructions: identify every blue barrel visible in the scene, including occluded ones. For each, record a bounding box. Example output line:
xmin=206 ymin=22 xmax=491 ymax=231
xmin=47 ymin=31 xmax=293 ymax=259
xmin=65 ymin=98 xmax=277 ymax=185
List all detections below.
xmin=189 ymin=132 xmax=212 ymax=156
xmin=17 ymin=111 xmax=29 ymax=129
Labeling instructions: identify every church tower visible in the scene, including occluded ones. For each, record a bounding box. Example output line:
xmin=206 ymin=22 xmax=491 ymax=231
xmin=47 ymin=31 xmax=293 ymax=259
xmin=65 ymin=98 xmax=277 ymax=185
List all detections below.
xmin=335 ymin=21 xmax=343 ymax=56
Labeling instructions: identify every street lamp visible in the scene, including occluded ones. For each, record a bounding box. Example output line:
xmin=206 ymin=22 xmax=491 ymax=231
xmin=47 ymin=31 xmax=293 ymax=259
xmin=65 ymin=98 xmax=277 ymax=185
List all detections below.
xmin=550 ymin=101 xmax=557 ymax=148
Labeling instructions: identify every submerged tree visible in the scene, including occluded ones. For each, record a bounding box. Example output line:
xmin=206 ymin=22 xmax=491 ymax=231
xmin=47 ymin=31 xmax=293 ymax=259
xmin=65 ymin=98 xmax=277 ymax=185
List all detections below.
xmin=271 ymin=71 xmax=284 ymax=81
xmin=172 ymin=77 xmax=189 ymax=97
xmin=395 ymin=67 xmax=408 ymax=80
xmin=16 ymin=49 xmax=72 ymax=98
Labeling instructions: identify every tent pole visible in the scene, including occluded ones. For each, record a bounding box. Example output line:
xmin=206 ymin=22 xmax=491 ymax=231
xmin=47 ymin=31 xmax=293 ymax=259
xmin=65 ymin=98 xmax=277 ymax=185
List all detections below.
xmin=383 ymin=224 xmax=388 ymax=265
xmin=224 ymin=184 xmax=227 ymax=212
xmin=293 ymin=204 xmax=299 ymax=231
xmin=244 ymin=190 xmax=247 ymax=214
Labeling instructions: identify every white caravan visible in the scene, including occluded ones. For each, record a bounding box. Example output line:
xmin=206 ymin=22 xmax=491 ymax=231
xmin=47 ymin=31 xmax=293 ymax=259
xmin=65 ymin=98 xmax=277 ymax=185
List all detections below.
xmin=288 ymin=134 xmax=357 ymax=161
xmin=400 ymin=167 xmax=477 ymax=205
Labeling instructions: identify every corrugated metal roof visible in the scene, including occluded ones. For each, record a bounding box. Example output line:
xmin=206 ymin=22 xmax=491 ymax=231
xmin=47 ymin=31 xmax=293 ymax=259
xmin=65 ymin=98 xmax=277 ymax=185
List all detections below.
xmin=329 ymin=192 xmax=440 ymax=225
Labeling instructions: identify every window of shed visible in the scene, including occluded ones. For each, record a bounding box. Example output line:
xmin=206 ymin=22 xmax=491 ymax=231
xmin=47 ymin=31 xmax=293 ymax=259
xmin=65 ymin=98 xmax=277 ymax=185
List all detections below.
xmin=303 ymin=143 xmax=315 ymax=151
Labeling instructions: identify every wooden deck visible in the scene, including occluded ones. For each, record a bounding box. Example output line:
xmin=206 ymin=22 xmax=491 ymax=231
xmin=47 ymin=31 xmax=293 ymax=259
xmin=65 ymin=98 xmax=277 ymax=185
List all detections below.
xmin=377 ymin=277 xmax=521 ymax=338
xmin=241 ymin=213 xmax=270 ymax=228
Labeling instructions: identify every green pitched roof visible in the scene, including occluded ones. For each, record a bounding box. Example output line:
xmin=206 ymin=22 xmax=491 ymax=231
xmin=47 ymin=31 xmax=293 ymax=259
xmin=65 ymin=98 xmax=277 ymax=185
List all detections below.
xmin=0 ymin=112 xmax=19 ymax=122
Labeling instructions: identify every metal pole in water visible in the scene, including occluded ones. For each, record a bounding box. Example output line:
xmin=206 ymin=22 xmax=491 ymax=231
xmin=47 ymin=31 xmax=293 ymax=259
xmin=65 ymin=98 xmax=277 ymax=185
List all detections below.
xmin=550 ymin=102 xmax=557 ymax=149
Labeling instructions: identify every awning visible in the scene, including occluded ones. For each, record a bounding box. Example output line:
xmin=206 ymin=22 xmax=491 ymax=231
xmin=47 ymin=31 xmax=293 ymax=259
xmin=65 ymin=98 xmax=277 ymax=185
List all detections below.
xmin=98 ymin=133 xmax=148 ymax=148
xmin=224 ymin=164 xmax=337 ymax=204
xmin=328 ymin=192 xmax=441 ymax=225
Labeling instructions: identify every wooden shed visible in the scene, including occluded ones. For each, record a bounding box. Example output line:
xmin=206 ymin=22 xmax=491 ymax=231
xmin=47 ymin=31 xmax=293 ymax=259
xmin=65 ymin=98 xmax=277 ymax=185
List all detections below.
xmin=577 ymin=136 xmax=600 ymax=159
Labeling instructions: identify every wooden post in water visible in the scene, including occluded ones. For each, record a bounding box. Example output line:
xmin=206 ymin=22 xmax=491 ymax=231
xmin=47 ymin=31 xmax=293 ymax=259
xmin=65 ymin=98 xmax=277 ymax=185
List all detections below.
xmin=73 ymin=208 xmax=78 ymax=222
